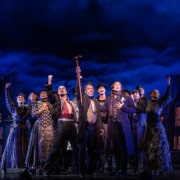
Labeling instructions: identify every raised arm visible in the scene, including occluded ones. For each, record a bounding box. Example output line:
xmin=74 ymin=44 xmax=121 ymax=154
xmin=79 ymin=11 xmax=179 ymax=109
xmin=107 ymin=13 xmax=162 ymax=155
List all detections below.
xmin=75 ymin=66 xmax=83 ymax=104
xmin=4 ymin=83 xmax=15 ymax=113
xmin=167 ymin=76 xmax=171 ymax=86
xmin=160 ymin=76 xmax=172 ymax=106
xmin=48 ymin=74 xmax=53 ymax=85
xmin=45 ymin=74 xmax=59 ymax=105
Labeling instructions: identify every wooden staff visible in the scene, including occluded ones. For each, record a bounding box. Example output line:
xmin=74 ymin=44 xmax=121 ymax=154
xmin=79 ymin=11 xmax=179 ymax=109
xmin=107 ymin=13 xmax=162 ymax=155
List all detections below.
xmin=74 ymin=55 xmax=83 ymax=104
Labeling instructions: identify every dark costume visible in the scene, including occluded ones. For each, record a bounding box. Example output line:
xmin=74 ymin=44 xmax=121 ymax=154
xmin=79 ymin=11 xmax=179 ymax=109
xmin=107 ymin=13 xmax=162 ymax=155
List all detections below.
xmin=76 ymin=85 xmax=104 ymax=176
xmin=1 ymin=88 xmax=30 ymax=171
xmin=130 ymin=93 xmax=148 ymax=174
xmin=144 ymin=85 xmax=172 ymax=175
xmin=107 ymin=92 xmax=136 ymax=175
xmin=24 ymin=100 xmax=39 ymax=173
xmin=25 ymin=120 xmax=39 ymax=172
xmin=96 ymin=95 xmax=109 ymax=172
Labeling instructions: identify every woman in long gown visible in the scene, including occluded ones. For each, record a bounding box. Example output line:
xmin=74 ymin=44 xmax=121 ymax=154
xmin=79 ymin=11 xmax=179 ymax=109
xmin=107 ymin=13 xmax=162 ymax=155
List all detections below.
xmin=30 ymin=89 xmax=55 ymax=175
xmin=1 ymin=83 xmax=30 ymax=173
xmin=25 ymin=91 xmax=39 ymax=174
xmin=144 ymin=77 xmax=173 ymax=176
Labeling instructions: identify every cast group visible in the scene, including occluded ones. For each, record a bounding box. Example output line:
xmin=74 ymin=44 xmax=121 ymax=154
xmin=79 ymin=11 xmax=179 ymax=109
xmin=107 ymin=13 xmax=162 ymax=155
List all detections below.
xmin=0 ymin=65 xmax=173 ymax=179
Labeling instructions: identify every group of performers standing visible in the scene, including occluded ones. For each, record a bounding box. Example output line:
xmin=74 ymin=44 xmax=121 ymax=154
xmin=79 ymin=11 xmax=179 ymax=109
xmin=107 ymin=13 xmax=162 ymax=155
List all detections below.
xmin=0 ymin=63 xmax=173 ymax=178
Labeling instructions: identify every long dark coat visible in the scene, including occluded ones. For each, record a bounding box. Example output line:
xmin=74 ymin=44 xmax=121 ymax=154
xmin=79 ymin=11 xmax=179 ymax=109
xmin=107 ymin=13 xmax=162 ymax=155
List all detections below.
xmin=107 ymin=94 xmax=136 ymax=155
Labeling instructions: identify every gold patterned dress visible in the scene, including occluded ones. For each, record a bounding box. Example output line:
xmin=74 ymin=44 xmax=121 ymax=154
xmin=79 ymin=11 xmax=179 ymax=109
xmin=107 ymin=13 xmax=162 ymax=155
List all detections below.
xmin=31 ymin=100 xmax=55 ymax=170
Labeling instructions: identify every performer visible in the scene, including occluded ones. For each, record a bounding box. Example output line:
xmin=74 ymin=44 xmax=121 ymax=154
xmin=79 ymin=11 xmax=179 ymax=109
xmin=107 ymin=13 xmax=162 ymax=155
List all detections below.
xmin=43 ymin=75 xmax=79 ymax=176
xmin=75 ymin=65 xmax=104 ymax=177
xmin=144 ymin=76 xmax=173 ymax=177
xmin=95 ymin=82 xmax=111 ymax=173
xmin=31 ymin=89 xmax=55 ymax=175
xmin=1 ymin=83 xmax=30 ymax=173
xmin=129 ymin=89 xmax=147 ymax=175
xmin=25 ymin=91 xmax=39 ymax=175
xmin=106 ymin=81 xmax=136 ymax=177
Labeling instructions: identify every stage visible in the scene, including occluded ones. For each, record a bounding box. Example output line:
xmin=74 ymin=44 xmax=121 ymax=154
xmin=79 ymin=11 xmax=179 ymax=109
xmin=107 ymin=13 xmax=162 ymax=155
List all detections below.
xmin=1 ymin=166 xmax=180 ymax=180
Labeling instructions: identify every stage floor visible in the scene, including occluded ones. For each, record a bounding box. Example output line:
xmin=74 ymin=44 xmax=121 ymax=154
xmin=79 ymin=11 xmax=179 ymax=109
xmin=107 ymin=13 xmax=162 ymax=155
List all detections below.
xmin=0 ymin=166 xmax=180 ymax=180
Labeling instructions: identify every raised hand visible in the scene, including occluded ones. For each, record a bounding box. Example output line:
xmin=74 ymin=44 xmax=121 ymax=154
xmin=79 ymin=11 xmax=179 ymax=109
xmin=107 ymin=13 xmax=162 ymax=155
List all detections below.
xmin=48 ymin=74 xmax=53 ymax=85
xmin=166 ymin=76 xmax=171 ymax=86
xmin=5 ymin=83 xmax=11 ymax=88
xmin=76 ymin=66 xmax=81 ymax=76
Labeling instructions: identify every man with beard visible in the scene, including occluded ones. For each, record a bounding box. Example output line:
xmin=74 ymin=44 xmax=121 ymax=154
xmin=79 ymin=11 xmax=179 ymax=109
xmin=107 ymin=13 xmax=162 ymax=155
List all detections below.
xmin=43 ymin=75 xmax=79 ymax=176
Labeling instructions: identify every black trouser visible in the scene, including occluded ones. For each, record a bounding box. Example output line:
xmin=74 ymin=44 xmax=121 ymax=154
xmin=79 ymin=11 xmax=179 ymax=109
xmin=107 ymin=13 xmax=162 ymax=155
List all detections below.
xmin=43 ymin=121 xmax=78 ymax=173
xmin=78 ymin=122 xmax=97 ymax=175
xmin=110 ymin=121 xmax=128 ymax=172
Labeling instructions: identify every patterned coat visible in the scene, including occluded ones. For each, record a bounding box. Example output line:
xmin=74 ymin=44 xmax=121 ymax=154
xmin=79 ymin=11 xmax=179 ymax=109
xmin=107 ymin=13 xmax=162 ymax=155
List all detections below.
xmin=145 ymin=85 xmax=172 ymax=173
